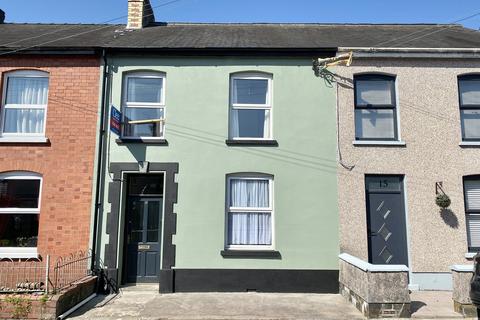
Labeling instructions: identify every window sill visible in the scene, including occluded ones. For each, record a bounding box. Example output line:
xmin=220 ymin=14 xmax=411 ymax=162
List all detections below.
xmin=0 ymin=248 xmax=38 ymax=259
xmin=221 ymin=249 xmax=281 ymax=258
xmin=459 ymin=141 xmax=480 ymax=148
xmin=116 ymin=138 xmax=168 ymax=145
xmin=225 ymin=139 xmax=278 ymax=147
xmin=0 ymin=137 xmax=49 ymax=144
xmin=353 ymin=140 xmax=406 ymax=147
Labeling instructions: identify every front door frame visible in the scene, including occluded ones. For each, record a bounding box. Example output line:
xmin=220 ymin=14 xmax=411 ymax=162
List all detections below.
xmin=121 ymin=172 xmax=165 ymax=284
xmin=365 ymin=174 xmax=409 ymax=266
xmin=104 ymin=162 xmax=178 ymax=292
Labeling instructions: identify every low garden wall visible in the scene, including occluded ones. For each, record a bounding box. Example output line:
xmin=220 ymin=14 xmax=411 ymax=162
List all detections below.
xmin=339 ymin=253 xmax=411 ymax=318
xmin=0 ymin=276 xmax=96 ymax=319
xmin=451 ymin=265 xmax=477 ymax=318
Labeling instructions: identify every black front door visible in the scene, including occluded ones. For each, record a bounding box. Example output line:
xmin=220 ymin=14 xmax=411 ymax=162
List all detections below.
xmin=366 ymin=175 xmax=409 ymax=266
xmin=124 ymin=174 xmax=164 ymax=283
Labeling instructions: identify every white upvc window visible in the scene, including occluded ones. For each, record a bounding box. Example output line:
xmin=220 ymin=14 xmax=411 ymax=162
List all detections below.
xmin=229 ymin=73 xmax=273 ymax=140
xmin=0 ymin=171 xmax=42 ymax=258
xmin=122 ymin=72 xmax=166 ymax=139
xmin=225 ymin=174 xmax=274 ymax=250
xmin=1 ymin=70 xmax=49 ymax=138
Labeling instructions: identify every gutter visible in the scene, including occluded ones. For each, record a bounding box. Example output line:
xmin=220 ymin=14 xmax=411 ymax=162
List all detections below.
xmin=90 ymin=49 xmax=109 ymax=271
xmin=102 ymin=47 xmax=338 ymax=58
xmin=338 ymin=47 xmax=480 ymax=58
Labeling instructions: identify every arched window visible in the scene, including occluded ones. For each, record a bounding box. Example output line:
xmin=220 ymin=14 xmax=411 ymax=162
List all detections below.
xmin=0 ymin=171 xmax=42 ymax=257
xmin=122 ymin=71 xmax=166 ymax=139
xmin=229 ymin=72 xmax=273 ymax=140
xmin=354 ymin=74 xmax=398 ymax=141
xmin=225 ymin=173 xmax=274 ymax=250
xmin=1 ymin=70 xmax=49 ymax=137
xmin=458 ymin=75 xmax=480 ymax=141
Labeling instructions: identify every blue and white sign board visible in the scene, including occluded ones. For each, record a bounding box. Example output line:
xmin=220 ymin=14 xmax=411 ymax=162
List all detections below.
xmin=110 ymin=106 xmax=121 ymax=136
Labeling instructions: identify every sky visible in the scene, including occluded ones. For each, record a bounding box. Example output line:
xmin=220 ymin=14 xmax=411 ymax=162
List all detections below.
xmin=1 ymin=0 xmax=480 ymax=30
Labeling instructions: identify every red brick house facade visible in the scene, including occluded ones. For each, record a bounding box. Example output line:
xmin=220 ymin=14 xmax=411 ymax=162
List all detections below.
xmin=0 ymin=55 xmax=100 ymax=261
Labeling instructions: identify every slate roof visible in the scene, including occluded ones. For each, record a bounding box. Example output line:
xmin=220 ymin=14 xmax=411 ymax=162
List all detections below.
xmin=0 ymin=22 xmax=479 ymax=52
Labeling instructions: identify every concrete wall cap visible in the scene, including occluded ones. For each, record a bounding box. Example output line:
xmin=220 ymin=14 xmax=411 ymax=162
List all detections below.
xmin=339 ymin=253 xmax=409 ymax=272
xmin=451 ymin=264 xmax=474 ymax=272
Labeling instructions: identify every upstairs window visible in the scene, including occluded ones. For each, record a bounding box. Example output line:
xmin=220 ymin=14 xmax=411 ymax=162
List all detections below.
xmin=226 ymin=174 xmax=273 ymax=249
xmin=1 ymin=70 xmax=49 ymax=136
xmin=464 ymin=176 xmax=480 ymax=252
xmin=229 ymin=73 xmax=272 ymax=140
xmin=354 ymin=74 xmax=398 ymax=141
xmin=0 ymin=172 xmax=42 ymax=254
xmin=458 ymin=75 xmax=480 ymax=141
xmin=122 ymin=72 xmax=165 ymax=138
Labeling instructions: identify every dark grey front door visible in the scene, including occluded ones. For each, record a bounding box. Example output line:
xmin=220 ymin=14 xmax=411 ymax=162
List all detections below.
xmin=126 ymin=197 xmax=163 ymax=283
xmin=366 ymin=175 xmax=409 ymax=266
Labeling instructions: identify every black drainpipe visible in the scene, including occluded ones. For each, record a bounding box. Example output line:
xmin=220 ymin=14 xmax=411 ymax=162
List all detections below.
xmin=91 ymin=49 xmax=109 ymax=272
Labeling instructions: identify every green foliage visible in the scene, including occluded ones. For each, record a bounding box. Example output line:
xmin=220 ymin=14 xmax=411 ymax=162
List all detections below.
xmin=4 ymin=295 xmax=32 ymax=319
xmin=39 ymin=294 xmax=49 ymax=306
xmin=436 ymin=193 xmax=451 ymax=208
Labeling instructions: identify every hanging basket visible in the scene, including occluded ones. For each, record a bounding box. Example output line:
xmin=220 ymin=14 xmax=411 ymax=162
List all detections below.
xmin=436 ymin=193 xmax=451 ymax=208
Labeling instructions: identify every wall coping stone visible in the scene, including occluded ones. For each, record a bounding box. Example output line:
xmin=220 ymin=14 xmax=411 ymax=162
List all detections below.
xmin=451 ymin=264 xmax=474 ymax=272
xmin=339 ymin=253 xmax=409 ymax=272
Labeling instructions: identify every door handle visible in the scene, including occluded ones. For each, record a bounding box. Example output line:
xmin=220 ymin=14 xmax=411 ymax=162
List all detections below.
xmin=368 ymin=231 xmax=378 ymax=236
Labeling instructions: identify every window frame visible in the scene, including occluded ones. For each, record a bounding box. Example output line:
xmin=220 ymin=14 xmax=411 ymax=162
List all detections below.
xmin=353 ymin=74 xmax=399 ymax=141
xmin=464 ymin=175 xmax=480 ymax=252
xmin=229 ymin=72 xmax=273 ymax=140
xmin=0 ymin=171 xmax=42 ymax=257
xmin=225 ymin=174 xmax=274 ymax=251
xmin=121 ymin=71 xmax=166 ymax=140
xmin=0 ymin=70 xmax=49 ymax=138
xmin=458 ymin=75 xmax=480 ymax=142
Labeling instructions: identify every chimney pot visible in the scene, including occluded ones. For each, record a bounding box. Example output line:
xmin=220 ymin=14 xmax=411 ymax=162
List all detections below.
xmin=127 ymin=0 xmax=154 ymax=29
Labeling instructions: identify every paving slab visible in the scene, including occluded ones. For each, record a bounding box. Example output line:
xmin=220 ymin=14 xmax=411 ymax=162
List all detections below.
xmin=69 ymin=286 xmax=364 ymax=320
xmin=410 ymin=290 xmax=475 ymax=319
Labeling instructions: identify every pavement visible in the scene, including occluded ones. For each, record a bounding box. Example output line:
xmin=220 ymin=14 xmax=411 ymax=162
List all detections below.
xmin=69 ymin=285 xmax=364 ymax=320
xmin=410 ymin=291 xmax=462 ymax=319
xmin=69 ymin=285 xmax=478 ymax=320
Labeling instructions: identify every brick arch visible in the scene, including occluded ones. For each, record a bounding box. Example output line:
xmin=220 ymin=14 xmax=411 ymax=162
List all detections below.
xmin=2 ymin=161 xmax=47 ymax=175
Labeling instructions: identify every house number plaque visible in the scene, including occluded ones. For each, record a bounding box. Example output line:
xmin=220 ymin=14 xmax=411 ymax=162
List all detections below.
xmin=138 ymin=244 xmax=150 ymax=250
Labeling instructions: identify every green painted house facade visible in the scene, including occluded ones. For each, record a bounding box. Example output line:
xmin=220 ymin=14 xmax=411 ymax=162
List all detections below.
xmin=94 ymin=54 xmax=340 ymax=292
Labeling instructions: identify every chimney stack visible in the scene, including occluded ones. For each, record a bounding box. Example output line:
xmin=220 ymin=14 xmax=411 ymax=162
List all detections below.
xmin=127 ymin=0 xmax=154 ymax=29
xmin=0 ymin=10 xmax=5 ymax=24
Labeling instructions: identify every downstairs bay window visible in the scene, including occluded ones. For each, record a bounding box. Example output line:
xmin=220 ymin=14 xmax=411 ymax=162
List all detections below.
xmin=0 ymin=172 xmax=42 ymax=258
xmin=226 ymin=174 xmax=274 ymax=250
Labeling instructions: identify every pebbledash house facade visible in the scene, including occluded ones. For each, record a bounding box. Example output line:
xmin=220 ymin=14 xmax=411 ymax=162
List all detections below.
xmin=334 ymin=46 xmax=480 ymax=291
xmin=2 ymin=0 xmax=480 ymax=298
xmin=0 ymin=19 xmax=102 ymax=268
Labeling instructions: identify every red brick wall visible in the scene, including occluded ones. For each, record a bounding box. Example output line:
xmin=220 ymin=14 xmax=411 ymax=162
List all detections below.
xmin=0 ymin=55 xmax=100 ymax=260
